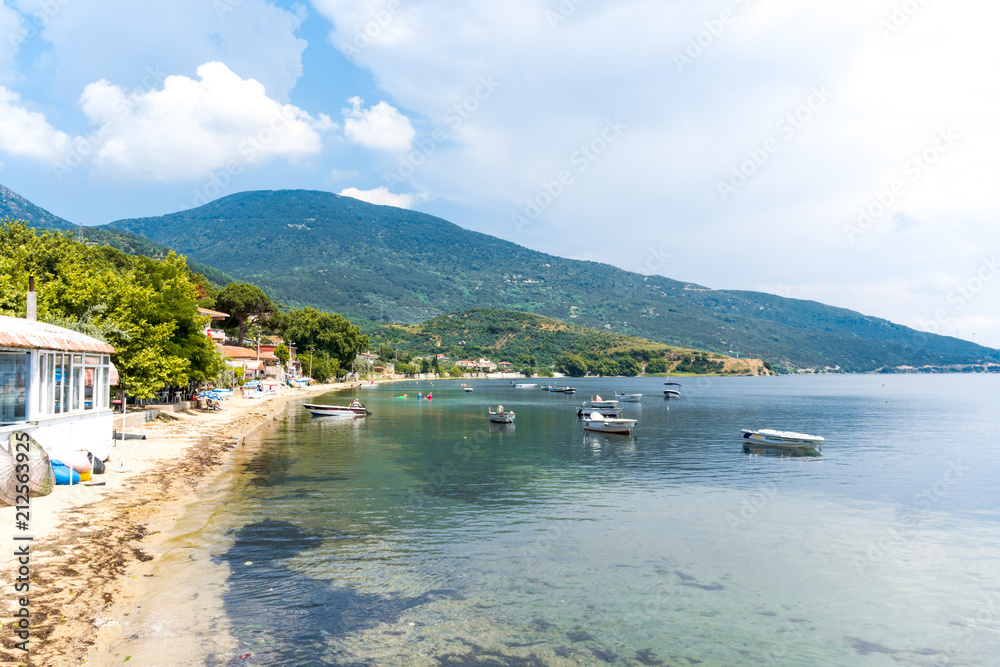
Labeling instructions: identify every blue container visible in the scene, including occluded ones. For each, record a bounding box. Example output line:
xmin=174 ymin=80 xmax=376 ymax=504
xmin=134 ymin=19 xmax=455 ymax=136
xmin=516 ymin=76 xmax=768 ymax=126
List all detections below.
xmin=50 ymin=460 xmax=81 ymax=485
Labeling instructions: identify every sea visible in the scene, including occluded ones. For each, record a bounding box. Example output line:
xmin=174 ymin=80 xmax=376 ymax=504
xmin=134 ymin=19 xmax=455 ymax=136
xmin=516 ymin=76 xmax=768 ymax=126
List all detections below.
xmin=108 ymin=374 xmax=1000 ymax=666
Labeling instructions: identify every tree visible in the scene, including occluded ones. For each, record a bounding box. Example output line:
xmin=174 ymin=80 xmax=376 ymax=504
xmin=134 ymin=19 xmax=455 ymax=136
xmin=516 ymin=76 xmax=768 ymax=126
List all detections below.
xmin=283 ymin=306 xmax=369 ymax=369
xmin=215 ymin=282 xmax=274 ymax=344
xmin=420 ymin=358 xmax=431 ymax=374
xmin=447 ymin=366 xmax=463 ymax=378
xmin=618 ymin=357 xmax=641 ymax=376
xmin=645 ymin=357 xmax=669 ymax=374
xmin=555 ymin=353 xmax=588 ymax=377
xmin=274 ymin=343 xmax=290 ymax=366
xmin=0 ymin=222 xmax=221 ymax=398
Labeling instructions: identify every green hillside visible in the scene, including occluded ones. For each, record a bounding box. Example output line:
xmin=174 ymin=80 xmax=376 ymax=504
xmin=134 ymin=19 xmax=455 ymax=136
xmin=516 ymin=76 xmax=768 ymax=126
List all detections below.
xmin=365 ymin=309 xmax=769 ymax=375
xmin=1 ymin=184 xmax=234 ymax=289
xmin=101 ymin=189 xmax=999 ymax=372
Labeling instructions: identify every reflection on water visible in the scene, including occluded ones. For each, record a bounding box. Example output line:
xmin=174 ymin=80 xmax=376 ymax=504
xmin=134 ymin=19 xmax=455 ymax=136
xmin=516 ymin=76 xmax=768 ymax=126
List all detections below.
xmin=119 ymin=375 xmax=1000 ymax=665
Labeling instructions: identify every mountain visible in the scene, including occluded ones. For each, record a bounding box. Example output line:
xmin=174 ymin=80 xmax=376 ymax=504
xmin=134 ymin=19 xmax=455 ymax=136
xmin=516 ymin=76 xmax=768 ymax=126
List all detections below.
xmin=0 ymin=183 xmax=76 ymax=230
xmin=0 ymin=182 xmax=234 ymax=288
xmin=365 ymin=309 xmax=770 ymax=375
xmin=102 ymin=189 xmax=1000 ymax=372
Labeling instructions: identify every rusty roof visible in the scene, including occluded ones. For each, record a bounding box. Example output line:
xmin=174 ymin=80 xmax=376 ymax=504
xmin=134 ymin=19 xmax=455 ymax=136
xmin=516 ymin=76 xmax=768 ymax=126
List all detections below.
xmin=0 ymin=315 xmax=115 ymax=354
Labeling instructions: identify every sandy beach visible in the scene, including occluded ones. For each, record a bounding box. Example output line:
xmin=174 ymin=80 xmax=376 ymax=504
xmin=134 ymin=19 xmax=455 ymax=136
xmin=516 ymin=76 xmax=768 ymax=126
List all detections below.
xmin=0 ymin=381 xmax=377 ymax=666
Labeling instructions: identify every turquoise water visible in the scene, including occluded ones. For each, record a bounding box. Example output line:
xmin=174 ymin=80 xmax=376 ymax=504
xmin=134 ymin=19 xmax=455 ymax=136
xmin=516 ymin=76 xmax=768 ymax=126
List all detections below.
xmin=125 ymin=375 xmax=1000 ymax=665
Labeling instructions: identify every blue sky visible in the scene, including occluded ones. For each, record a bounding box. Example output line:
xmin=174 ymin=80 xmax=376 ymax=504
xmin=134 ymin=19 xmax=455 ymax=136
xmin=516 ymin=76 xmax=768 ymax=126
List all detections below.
xmin=2 ymin=0 xmax=999 ymax=347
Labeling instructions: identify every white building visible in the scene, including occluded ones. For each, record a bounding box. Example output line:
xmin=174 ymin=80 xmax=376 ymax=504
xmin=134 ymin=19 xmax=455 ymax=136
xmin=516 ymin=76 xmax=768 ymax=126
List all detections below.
xmin=0 ymin=315 xmax=116 ymax=458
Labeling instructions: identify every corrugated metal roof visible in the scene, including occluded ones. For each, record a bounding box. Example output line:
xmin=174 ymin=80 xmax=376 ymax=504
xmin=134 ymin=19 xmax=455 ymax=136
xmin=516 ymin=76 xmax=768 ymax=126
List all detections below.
xmin=219 ymin=345 xmax=278 ymax=361
xmin=0 ymin=315 xmax=115 ymax=354
xmin=197 ymin=307 xmax=230 ymax=319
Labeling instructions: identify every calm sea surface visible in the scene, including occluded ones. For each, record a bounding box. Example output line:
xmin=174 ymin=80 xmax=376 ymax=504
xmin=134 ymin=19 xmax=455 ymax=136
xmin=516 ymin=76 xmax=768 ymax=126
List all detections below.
xmin=115 ymin=375 xmax=1000 ymax=665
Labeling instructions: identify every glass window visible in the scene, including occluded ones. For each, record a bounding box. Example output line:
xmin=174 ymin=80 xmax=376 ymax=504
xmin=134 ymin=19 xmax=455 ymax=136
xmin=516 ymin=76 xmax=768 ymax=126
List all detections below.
xmin=84 ymin=367 xmax=95 ymax=410
xmin=54 ymin=354 xmax=65 ymax=414
xmin=71 ymin=364 xmax=82 ymax=411
xmin=0 ymin=352 xmax=27 ymax=424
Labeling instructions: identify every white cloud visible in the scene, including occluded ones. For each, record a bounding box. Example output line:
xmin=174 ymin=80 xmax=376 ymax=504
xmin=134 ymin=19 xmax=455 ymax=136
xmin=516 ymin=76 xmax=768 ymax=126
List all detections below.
xmin=16 ymin=0 xmax=306 ymax=100
xmin=342 ymin=96 xmax=415 ymax=151
xmin=74 ymin=61 xmax=334 ymax=181
xmin=0 ymin=86 xmax=71 ymax=160
xmin=339 ymin=186 xmax=423 ymax=208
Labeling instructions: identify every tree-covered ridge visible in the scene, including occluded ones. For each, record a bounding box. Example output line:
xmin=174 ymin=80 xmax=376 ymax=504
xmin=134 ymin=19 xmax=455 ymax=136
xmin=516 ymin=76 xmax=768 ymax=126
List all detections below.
xmin=102 ymin=189 xmax=1000 ymax=372
xmin=0 ymin=220 xmax=223 ymax=398
xmin=363 ymin=309 xmax=769 ymax=375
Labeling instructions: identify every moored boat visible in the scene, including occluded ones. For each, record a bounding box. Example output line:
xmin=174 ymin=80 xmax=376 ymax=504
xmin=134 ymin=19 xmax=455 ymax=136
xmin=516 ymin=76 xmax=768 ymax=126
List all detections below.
xmin=514 ymin=383 xmax=538 ymax=389
xmin=304 ymin=399 xmax=370 ymax=417
xmin=582 ymin=395 xmax=619 ymax=409
xmin=582 ymin=412 xmax=637 ymax=435
xmin=489 ymin=405 xmax=516 ymax=423
xmin=663 ymin=382 xmax=682 ymax=398
xmin=740 ymin=429 xmax=824 ymax=456
xmin=615 ymin=392 xmax=642 ymax=402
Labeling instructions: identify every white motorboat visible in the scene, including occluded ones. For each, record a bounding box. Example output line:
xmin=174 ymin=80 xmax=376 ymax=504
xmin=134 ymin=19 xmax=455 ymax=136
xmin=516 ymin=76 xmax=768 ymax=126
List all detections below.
xmin=663 ymin=382 xmax=682 ymax=398
xmin=304 ymin=399 xmax=370 ymax=417
xmin=489 ymin=407 xmax=516 ymax=423
xmin=514 ymin=383 xmax=538 ymax=389
xmin=582 ymin=412 xmax=637 ymax=435
xmin=615 ymin=392 xmax=642 ymax=402
xmin=464 ymin=386 xmax=474 ymax=392
xmin=741 ymin=429 xmax=824 ymax=456
xmin=582 ymin=395 xmax=619 ymax=409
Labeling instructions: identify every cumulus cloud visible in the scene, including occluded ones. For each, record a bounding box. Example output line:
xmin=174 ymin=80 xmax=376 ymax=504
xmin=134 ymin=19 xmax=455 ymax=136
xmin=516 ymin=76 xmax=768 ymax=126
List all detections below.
xmin=0 ymin=87 xmax=72 ymax=160
xmin=339 ymin=186 xmax=424 ymax=208
xmin=75 ymin=61 xmax=335 ymax=181
xmin=0 ymin=3 xmax=23 ymax=85
xmin=342 ymin=96 xmax=415 ymax=151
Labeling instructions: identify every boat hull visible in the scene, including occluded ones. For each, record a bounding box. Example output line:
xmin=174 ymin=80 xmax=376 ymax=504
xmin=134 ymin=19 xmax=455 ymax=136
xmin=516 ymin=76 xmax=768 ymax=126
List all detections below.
xmin=741 ymin=430 xmax=823 ymax=455
xmin=576 ymin=407 xmax=623 ymax=417
xmin=304 ymin=403 xmax=368 ymax=417
xmin=583 ymin=419 xmax=636 ymax=435
xmin=489 ymin=412 xmax=515 ymax=423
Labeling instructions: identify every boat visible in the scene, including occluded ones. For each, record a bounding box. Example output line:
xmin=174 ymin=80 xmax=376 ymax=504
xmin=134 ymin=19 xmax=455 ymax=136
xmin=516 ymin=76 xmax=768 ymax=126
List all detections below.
xmin=582 ymin=412 xmax=637 ymax=435
xmin=464 ymin=386 xmax=474 ymax=392
xmin=561 ymin=387 xmax=577 ymax=394
xmin=581 ymin=395 xmax=619 ymax=408
xmin=489 ymin=406 xmax=516 ymax=423
xmin=575 ymin=406 xmax=623 ymax=417
xmin=303 ymin=399 xmax=370 ymax=417
xmin=741 ymin=429 xmax=824 ymax=456
xmin=514 ymin=383 xmax=537 ymax=389
xmin=615 ymin=392 xmax=642 ymax=402
xmin=663 ymin=382 xmax=682 ymax=398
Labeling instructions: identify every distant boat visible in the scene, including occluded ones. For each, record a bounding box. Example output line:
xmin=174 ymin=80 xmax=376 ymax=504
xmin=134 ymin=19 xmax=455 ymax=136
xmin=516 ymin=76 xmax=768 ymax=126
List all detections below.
xmin=304 ymin=399 xmax=370 ymax=417
xmin=663 ymin=382 xmax=682 ymax=398
xmin=489 ymin=407 xmax=516 ymax=423
xmin=582 ymin=412 xmax=637 ymax=435
xmin=464 ymin=386 xmax=474 ymax=392
xmin=741 ymin=429 xmax=824 ymax=456
xmin=514 ymin=383 xmax=537 ymax=388
xmin=615 ymin=392 xmax=642 ymax=402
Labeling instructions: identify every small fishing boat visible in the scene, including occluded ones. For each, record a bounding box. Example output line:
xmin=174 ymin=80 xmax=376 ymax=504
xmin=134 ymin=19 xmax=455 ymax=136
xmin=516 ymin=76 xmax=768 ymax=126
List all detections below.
xmin=663 ymin=382 xmax=682 ymax=398
xmin=582 ymin=412 xmax=637 ymax=435
xmin=741 ymin=429 xmax=824 ymax=456
xmin=576 ymin=406 xmax=623 ymax=417
xmin=581 ymin=395 xmax=619 ymax=409
xmin=489 ymin=406 xmax=516 ymax=423
xmin=514 ymin=383 xmax=538 ymax=389
xmin=303 ymin=399 xmax=370 ymax=417
xmin=615 ymin=392 xmax=642 ymax=402
xmin=464 ymin=386 xmax=474 ymax=392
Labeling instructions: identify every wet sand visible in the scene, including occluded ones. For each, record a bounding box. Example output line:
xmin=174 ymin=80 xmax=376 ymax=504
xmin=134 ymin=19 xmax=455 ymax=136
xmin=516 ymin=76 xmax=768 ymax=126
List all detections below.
xmin=0 ymin=382 xmax=379 ymax=666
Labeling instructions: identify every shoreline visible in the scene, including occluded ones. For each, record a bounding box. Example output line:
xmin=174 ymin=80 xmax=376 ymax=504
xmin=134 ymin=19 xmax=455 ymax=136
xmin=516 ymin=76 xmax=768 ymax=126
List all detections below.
xmin=0 ymin=380 xmax=396 ymax=666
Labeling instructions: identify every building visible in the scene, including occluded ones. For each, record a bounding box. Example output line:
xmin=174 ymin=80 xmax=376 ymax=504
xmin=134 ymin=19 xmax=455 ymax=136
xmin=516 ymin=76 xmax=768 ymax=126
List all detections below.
xmin=197 ymin=307 xmax=229 ymax=343
xmin=219 ymin=345 xmax=281 ymax=381
xmin=0 ymin=315 xmax=116 ymax=458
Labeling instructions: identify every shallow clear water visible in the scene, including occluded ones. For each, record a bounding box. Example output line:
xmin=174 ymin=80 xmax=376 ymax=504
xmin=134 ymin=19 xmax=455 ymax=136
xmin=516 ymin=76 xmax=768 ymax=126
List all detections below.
xmin=120 ymin=375 xmax=1000 ymax=665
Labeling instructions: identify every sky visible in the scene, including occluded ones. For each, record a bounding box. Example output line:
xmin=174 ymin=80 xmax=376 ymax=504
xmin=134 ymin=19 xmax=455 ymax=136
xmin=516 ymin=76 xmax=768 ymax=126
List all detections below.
xmin=1 ymin=0 xmax=999 ymax=347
